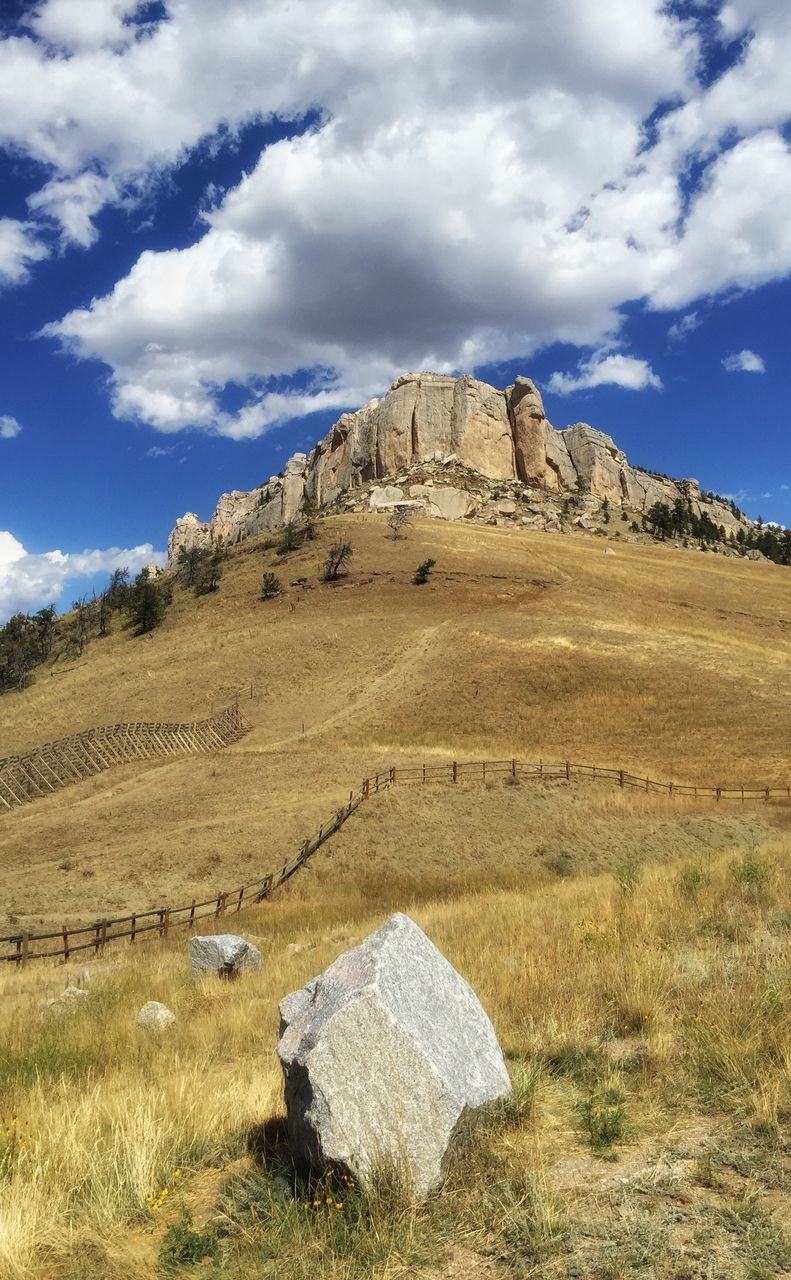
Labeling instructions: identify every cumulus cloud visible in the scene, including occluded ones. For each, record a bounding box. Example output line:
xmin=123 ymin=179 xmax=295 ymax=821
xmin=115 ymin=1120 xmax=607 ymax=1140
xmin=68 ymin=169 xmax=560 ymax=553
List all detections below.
xmin=548 ymin=352 xmax=663 ymax=395
xmin=0 ymin=0 xmax=789 ymax=430
xmin=722 ymin=348 xmax=766 ymax=372
xmin=0 ymin=218 xmax=49 ymax=286
xmin=0 ymin=531 xmax=164 ymax=621
xmin=0 ymin=416 xmax=23 ymax=439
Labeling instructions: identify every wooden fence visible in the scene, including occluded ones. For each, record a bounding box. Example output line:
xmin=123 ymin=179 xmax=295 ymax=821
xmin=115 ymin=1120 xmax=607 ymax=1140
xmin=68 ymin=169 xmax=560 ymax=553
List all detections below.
xmin=0 ymin=701 xmax=248 ymax=812
xmin=2 ymin=756 xmax=788 ymax=966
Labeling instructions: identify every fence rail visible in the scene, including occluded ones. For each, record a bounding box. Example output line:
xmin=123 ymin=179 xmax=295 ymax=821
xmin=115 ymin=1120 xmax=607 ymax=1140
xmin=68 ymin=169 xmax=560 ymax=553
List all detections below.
xmin=3 ymin=755 xmax=788 ymax=967
xmin=0 ymin=701 xmax=248 ymax=812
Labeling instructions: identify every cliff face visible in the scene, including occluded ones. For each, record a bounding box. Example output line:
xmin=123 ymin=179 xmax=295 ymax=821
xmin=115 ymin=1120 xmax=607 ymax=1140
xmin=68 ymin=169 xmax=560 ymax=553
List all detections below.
xmin=167 ymin=372 xmax=744 ymax=564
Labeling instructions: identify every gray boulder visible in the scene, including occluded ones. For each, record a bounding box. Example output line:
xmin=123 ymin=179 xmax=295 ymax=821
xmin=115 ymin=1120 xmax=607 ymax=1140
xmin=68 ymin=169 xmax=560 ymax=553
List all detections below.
xmin=190 ymin=934 xmax=262 ymax=978
xmin=136 ymin=1000 xmax=176 ymax=1031
xmin=277 ymin=912 xmax=511 ymax=1198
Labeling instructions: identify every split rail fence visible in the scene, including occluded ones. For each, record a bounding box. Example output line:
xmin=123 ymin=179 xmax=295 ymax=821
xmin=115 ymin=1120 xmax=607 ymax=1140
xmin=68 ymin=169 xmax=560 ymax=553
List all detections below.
xmin=0 ymin=701 xmax=248 ymax=812
xmin=2 ymin=755 xmax=788 ymax=967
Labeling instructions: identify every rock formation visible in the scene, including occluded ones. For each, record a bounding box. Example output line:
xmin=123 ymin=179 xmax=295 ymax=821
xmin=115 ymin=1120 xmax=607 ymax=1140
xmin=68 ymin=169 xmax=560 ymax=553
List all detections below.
xmin=167 ymin=372 xmax=746 ymax=563
xmin=136 ymin=1000 xmax=176 ymax=1031
xmin=277 ymin=912 xmax=511 ymax=1198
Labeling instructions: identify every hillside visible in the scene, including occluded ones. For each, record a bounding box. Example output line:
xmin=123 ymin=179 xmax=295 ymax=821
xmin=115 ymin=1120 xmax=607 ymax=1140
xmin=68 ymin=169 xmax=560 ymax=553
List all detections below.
xmin=1 ymin=511 xmax=790 ymax=1279
xmin=1 ymin=514 xmax=790 ymax=933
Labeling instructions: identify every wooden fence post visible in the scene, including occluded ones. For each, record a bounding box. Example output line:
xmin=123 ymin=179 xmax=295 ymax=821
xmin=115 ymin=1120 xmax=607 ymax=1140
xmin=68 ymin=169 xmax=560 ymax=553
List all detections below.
xmin=716 ymin=787 xmax=721 ymax=802
xmin=189 ymin=900 xmax=196 ymax=927
xmin=237 ymin=886 xmax=245 ymax=912
xmin=619 ymin=769 xmax=624 ymax=787
xmin=452 ymin=761 xmax=457 ymax=783
xmin=565 ymin=761 xmax=570 ymax=780
xmin=390 ymin=766 xmax=395 ymax=784
xmin=62 ymin=926 xmax=70 ymax=963
xmin=511 ymin=759 xmax=516 ymax=778
xmin=20 ymin=932 xmax=29 ymax=968
xmin=130 ymin=914 xmax=137 ymax=944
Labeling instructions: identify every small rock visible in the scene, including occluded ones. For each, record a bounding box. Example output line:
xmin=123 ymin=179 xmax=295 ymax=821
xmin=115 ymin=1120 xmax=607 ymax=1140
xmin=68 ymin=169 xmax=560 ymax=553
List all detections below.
xmin=136 ymin=1001 xmax=176 ymax=1032
xmin=605 ymin=547 xmax=616 ymax=556
xmin=190 ymin=934 xmax=262 ymax=979
xmin=277 ymin=912 xmax=511 ymax=1198
xmin=46 ymin=985 xmax=89 ymax=1014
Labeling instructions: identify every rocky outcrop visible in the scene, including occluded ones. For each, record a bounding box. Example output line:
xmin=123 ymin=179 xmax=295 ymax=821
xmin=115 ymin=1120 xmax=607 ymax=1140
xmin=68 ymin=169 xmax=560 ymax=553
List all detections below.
xmin=167 ymin=371 xmax=748 ymax=563
xmin=277 ymin=912 xmax=511 ymax=1197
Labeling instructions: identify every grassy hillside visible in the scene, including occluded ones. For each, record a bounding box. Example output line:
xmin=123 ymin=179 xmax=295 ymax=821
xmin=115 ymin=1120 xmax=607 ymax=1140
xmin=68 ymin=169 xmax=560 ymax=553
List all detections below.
xmin=0 ymin=514 xmax=789 ymax=1278
xmin=1 ymin=515 xmax=791 ymax=931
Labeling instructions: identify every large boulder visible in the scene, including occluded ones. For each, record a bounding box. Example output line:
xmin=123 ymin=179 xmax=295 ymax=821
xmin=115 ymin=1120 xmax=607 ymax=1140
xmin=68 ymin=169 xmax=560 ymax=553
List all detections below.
xmin=409 ymin=484 xmax=476 ymax=520
xmin=277 ymin=912 xmax=511 ymax=1198
xmin=190 ymin=934 xmax=262 ymax=978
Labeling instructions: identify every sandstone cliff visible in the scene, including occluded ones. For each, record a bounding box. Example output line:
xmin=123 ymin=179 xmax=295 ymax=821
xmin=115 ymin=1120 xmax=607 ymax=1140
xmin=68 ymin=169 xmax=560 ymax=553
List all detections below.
xmin=167 ymin=372 xmax=745 ymax=563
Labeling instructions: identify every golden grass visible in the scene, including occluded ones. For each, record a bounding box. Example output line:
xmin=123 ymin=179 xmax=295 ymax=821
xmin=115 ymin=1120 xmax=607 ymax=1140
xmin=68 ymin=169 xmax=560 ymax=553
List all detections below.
xmin=2 ymin=514 xmax=791 ymax=931
xmin=0 ymin=828 xmax=788 ymax=1278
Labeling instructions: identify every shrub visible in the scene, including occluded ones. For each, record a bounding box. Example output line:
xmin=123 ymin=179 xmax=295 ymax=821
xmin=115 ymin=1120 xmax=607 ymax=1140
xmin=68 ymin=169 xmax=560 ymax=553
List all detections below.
xmin=323 ymin=541 xmax=353 ymax=581
xmin=577 ymin=1082 xmax=627 ymax=1151
xmin=613 ymin=854 xmax=643 ymax=895
xmin=277 ymin=522 xmax=304 ymax=555
xmin=413 ymin=558 xmax=436 ymax=585
xmin=730 ymin=850 xmax=770 ymax=900
xmin=261 ymin=572 xmax=282 ymax=600
xmin=676 ymin=861 xmax=710 ymax=902
xmin=159 ymin=1210 xmax=218 ymax=1270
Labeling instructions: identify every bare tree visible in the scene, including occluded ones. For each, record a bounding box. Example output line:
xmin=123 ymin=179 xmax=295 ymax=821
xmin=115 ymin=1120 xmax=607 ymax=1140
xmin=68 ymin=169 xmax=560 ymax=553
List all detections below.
xmin=322 ymin=541 xmax=353 ymax=581
xmin=387 ymin=506 xmax=414 ymax=540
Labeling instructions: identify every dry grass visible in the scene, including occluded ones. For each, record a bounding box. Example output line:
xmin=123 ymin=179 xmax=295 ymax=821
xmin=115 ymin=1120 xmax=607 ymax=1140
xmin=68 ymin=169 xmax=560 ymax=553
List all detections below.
xmin=0 ymin=829 xmax=789 ymax=1279
xmin=1 ymin=515 xmax=790 ymax=1276
xmin=2 ymin=515 xmax=791 ymax=931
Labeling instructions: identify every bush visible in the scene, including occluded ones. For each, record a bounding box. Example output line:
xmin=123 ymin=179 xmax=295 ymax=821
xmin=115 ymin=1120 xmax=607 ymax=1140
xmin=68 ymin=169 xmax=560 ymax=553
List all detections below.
xmin=730 ymin=850 xmax=771 ymax=900
xmin=676 ymin=862 xmax=710 ymax=902
xmin=278 ymin=522 xmax=304 ymax=555
xmin=323 ymin=541 xmax=353 ymax=581
xmin=413 ymin=558 xmax=436 ymax=585
xmin=577 ymin=1083 xmax=627 ymax=1151
xmin=159 ymin=1210 xmax=218 ymax=1270
xmin=613 ymin=854 xmax=643 ymax=895
xmin=261 ymin=572 xmax=282 ymax=600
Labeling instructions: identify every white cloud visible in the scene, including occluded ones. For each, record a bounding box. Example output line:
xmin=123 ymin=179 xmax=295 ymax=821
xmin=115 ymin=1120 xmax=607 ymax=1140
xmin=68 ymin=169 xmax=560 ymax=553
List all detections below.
xmin=0 ymin=532 xmax=164 ymax=621
xmin=0 ymin=218 xmax=49 ymax=286
xmin=722 ymin=348 xmax=766 ymax=372
xmin=0 ymin=0 xmax=787 ymax=430
xmin=0 ymin=416 xmax=23 ymax=439
xmin=548 ymin=351 xmax=663 ymax=395
xmin=668 ymin=311 xmax=701 ymax=342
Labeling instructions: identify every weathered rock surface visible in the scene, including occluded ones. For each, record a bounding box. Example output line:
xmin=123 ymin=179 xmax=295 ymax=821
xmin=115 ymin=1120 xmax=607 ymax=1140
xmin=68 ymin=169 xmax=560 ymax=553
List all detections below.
xmin=277 ymin=912 xmax=511 ymax=1198
xmin=190 ymin=934 xmax=262 ymax=978
xmin=136 ymin=1000 xmax=176 ymax=1031
xmin=167 ymin=371 xmax=750 ymax=563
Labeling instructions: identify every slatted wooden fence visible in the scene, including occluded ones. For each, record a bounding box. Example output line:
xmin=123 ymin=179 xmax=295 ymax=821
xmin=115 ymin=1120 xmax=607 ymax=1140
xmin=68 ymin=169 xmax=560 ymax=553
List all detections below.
xmin=0 ymin=701 xmax=247 ymax=812
xmin=2 ymin=756 xmax=788 ymax=967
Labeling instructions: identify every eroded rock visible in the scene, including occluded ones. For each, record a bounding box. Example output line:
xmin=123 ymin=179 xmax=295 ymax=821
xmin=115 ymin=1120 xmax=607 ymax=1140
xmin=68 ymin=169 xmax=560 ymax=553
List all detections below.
xmin=277 ymin=912 xmax=510 ymax=1198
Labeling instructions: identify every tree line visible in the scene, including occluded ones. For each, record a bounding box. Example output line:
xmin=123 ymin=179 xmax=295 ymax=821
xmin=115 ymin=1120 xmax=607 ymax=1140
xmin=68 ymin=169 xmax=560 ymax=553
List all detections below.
xmin=644 ymin=499 xmax=791 ymax=563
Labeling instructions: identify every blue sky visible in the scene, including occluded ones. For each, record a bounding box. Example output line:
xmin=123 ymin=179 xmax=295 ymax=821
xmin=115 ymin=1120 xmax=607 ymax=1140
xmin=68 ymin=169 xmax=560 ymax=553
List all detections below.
xmin=1 ymin=0 xmax=790 ymax=619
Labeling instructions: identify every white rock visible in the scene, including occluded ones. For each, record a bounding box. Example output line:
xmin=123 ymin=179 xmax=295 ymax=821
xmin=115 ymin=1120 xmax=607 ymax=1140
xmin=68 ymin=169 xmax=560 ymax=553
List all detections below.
xmin=277 ymin=912 xmax=511 ymax=1198
xmin=190 ymin=934 xmax=262 ymax=978
xmin=136 ymin=1001 xmax=176 ymax=1031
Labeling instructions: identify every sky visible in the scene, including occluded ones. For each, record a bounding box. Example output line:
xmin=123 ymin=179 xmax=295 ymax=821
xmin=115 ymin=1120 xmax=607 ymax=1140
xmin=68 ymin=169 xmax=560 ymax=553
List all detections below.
xmin=1 ymin=0 xmax=790 ymax=620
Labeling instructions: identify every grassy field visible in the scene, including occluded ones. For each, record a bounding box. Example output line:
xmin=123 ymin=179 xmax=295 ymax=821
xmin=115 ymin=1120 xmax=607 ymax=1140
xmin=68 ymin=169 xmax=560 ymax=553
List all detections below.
xmin=0 ymin=840 xmax=788 ymax=1279
xmin=0 ymin=515 xmax=790 ymax=1277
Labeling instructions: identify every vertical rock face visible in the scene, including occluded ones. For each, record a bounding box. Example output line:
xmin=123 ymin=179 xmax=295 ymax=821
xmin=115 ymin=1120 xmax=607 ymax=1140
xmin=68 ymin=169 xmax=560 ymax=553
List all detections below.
xmin=277 ymin=913 xmax=511 ymax=1198
xmin=166 ymin=370 xmax=750 ymax=562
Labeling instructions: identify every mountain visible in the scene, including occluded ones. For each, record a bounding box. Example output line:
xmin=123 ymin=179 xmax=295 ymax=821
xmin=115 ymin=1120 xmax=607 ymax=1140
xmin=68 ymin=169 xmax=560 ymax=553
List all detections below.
xmin=167 ymin=373 xmax=747 ymax=565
